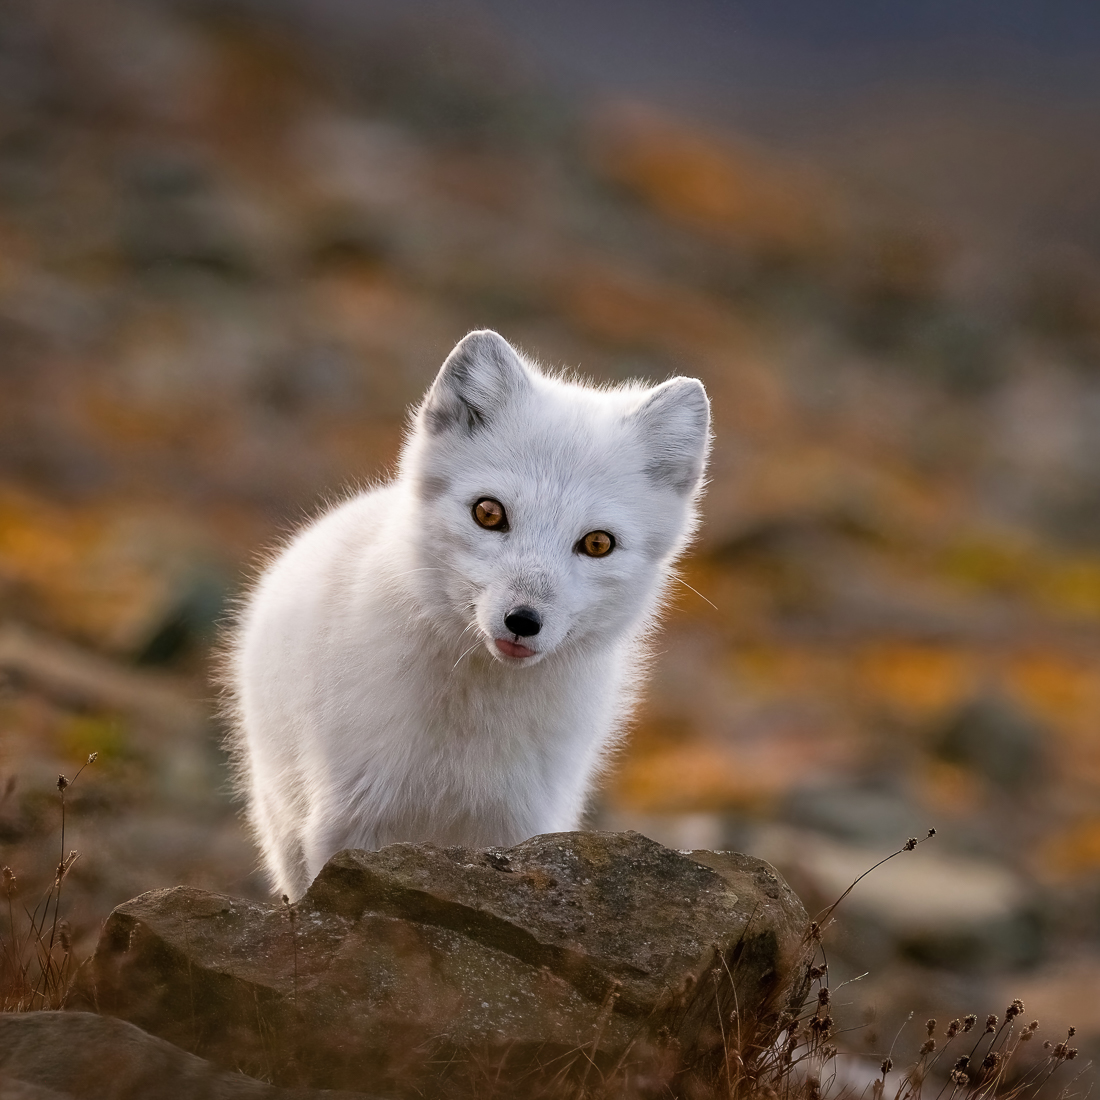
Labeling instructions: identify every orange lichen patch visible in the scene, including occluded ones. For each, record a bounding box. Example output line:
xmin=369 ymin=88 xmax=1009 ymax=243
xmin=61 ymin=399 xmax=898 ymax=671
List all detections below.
xmin=314 ymin=419 xmax=405 ymax=478
xmin=730 ymin=644 xmax=846 ymax=703
xmin=611 ymin=742 xmax=774 ymax=814
xmin=427 ymin=149 xmax=541 ymax=215
xmin=588 ymin=103 xmax=839 ymax=260
xmin=1008 ymin=653 xmax=1100 ymax=735
xmin=196 ymin=14 xmax=316 ymax=164
xmin=82 ymin=387 xmax=211 ymax=450
xmin=0 ymin=488 xmax=90 ymax=586
xmin=556 ymin=262 xmax=745 ymax=354
xmin=1033 ymin=818 xmax=1100 ymax=881
xmin=613 ymin=723 xmax=855 ymax=814
xmin=728 ymin=445 xmax=906 ymax=524
xmin=307 ymin=270 xmax=443 ymax=361
xmin=625 ymin=717 xmax=697 ymax=754
xmin=917 ymin=759 xmax=988 ymax=817
xmin=853 ymin=642 xmax=979 ymax=719
xmin=938 ymin=534 xmax=1036 ymax=595
xmin=939 ymin=534 xmax=1100 ymax=621
xmin=0 ymin=486 xmax=200 ymax=652
xmin=1035 ymin=558 xmax=1100 ymax=620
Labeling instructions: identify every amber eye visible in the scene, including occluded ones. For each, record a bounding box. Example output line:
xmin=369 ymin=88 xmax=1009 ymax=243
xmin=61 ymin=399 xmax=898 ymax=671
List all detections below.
xmin=473 ymin=498 xmax=508 ymax=531
xmin=578 ymin=530 xmax=615 ymax=557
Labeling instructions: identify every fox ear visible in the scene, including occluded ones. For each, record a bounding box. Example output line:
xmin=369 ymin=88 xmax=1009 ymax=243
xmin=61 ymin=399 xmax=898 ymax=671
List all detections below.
xmin=421 ymin=330 xmax=531 ymax=435
xmin=630 ymin=377 xmax=710 ymax=494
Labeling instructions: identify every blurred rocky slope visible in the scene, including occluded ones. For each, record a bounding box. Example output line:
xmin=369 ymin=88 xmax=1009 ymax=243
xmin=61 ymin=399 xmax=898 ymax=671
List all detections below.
xmin=2 ymin=0 xmax=1100 ymax=1056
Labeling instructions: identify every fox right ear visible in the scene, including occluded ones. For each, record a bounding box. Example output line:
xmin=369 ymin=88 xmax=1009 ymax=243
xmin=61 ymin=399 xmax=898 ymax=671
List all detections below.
xmin=421 ymin=330 xmax=531 ymax=435
xmin=629 ymin=376 xmax=710 ymax=495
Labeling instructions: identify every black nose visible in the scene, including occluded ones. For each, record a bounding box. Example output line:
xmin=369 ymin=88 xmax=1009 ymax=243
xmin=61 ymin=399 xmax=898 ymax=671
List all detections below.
xmin=504 ymin=606 xmax=542 ymax=637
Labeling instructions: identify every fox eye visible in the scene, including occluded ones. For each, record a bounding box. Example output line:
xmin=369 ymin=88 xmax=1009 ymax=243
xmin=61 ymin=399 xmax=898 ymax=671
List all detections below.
xmin=578 ymin=530 xmax=615 ymax=557
xmin=473 ymin=498 xmax=508 ymax=531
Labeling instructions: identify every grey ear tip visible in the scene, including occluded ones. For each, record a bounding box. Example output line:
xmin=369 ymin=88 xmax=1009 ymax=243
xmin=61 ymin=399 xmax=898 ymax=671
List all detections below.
xmin=676 ymin=376 xmax=709 ymax=399
xmin=459 ymin=329 xmax=510 ymax=352
xmin=664 ymin=376 xmax=710 ymax=420
xmin=449 ymin=330 xmax=528 ymax=374
xmin=658 ymin=374 xmax=707 ymax=395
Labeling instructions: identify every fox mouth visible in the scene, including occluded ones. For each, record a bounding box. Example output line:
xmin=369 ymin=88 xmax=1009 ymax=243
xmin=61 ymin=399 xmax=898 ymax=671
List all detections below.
xmin=494 ymin=638 xmax=537 ymax=660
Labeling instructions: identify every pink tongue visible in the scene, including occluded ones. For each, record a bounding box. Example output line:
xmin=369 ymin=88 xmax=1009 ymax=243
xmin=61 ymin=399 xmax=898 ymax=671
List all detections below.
xmin=495 ymin=638 xmax=535 ymax=659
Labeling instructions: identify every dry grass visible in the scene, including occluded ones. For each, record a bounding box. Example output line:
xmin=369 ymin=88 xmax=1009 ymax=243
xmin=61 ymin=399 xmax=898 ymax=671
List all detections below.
xmin=1 ymin=751 xmax=96 ymax=1011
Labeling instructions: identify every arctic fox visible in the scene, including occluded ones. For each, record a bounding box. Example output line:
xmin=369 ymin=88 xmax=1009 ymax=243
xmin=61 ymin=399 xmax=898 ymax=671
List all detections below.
xmin=228 ymin=330 xmax=710 ymax=899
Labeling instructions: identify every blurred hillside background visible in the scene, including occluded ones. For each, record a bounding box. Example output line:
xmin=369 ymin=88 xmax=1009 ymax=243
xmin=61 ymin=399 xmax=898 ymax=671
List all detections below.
xmin=3 ymin=0 xmax=1100 ymax=1069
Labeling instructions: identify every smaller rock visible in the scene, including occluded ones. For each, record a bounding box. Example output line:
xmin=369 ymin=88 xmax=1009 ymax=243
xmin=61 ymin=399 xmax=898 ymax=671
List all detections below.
xmin=750 ymin=824 xmax=1037 ymax=970
xmin=0 ymin=1011 xmax=374 ymax=1100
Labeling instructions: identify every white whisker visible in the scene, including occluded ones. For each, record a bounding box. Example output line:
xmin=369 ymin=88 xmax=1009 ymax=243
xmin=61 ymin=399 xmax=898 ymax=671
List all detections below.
xmin=451 ymin=639 xmax=482 ymax=673
xmin=675 ymin=575 xmax=717 ymax=611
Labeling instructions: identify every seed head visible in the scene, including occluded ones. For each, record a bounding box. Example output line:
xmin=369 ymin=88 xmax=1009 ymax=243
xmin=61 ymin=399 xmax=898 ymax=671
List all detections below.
xmin=818 ymin=987 xmax=830 ymax=1006
xmin=1006 ymin=999 xmax=1024 ymax=1020
xmin=985 ymin=1014 xmax=998 ymax=1034
xmin=2 ymin=866 xmax=15 ymax=897
xmin=880 ymin=1059 xmax=893 ymax=1076
xmin=920 ymin=1039 xmax=936 ymax=1056
xmin=903 ymin=837 xmax=918 ymax=851
xmin=87 ymin=752 xmax=98 ymax=764
xmin=945 ymin=1019 xmax=960 ymax=1039
xmin=963 ymin=1014 xmax=977 ymax=1033
xmin=57 ymin=774 xmax=68 ymax=792
xmin=926 ymin=1018 xmax=936 ymax=1037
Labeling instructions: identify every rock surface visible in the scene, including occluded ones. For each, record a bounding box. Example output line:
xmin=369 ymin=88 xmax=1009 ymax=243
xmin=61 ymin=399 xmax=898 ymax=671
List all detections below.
xmin=0 ymin=1011 xmax=372 ymax=1100
xmin=67 ymin=832 xmax=811 ymax=1095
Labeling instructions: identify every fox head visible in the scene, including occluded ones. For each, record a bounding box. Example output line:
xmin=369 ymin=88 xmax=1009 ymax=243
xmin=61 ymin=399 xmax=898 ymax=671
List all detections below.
xmin=400 ymin=330 xmax=710 ymax=665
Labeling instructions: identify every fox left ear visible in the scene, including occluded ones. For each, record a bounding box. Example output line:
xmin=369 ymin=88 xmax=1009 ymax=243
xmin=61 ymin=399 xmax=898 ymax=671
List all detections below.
xmin=421 ymin=330 xmax=531 ymax=435
xmin=630 ymin=377 xmax=711 ymax=494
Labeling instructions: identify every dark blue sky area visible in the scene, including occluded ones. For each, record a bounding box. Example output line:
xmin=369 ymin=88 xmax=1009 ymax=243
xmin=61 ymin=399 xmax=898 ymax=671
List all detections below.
xmin=468 ymin=0 xmax=1100 ymax=116
xmin=687 ymin=1 xmax=1100 ymax=48
xmin=297 ymin=0 xmax=1100 ymax=248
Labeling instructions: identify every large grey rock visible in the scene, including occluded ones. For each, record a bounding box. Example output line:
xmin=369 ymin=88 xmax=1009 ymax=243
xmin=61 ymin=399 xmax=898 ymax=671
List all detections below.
xmin=0 ymin=1011 xmax=371 ymax=1100
xmin=67 ymin=832 xmax=810 ymax=1095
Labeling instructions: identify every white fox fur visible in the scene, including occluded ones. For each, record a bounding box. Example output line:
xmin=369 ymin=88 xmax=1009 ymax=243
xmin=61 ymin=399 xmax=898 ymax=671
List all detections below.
xmin=227 ymin=330 xmax=710 ymax=899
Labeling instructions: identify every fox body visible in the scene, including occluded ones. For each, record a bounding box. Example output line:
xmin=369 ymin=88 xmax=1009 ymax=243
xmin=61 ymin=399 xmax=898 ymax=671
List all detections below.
xmin=228 ymin=331 xmax=710 ymax=899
